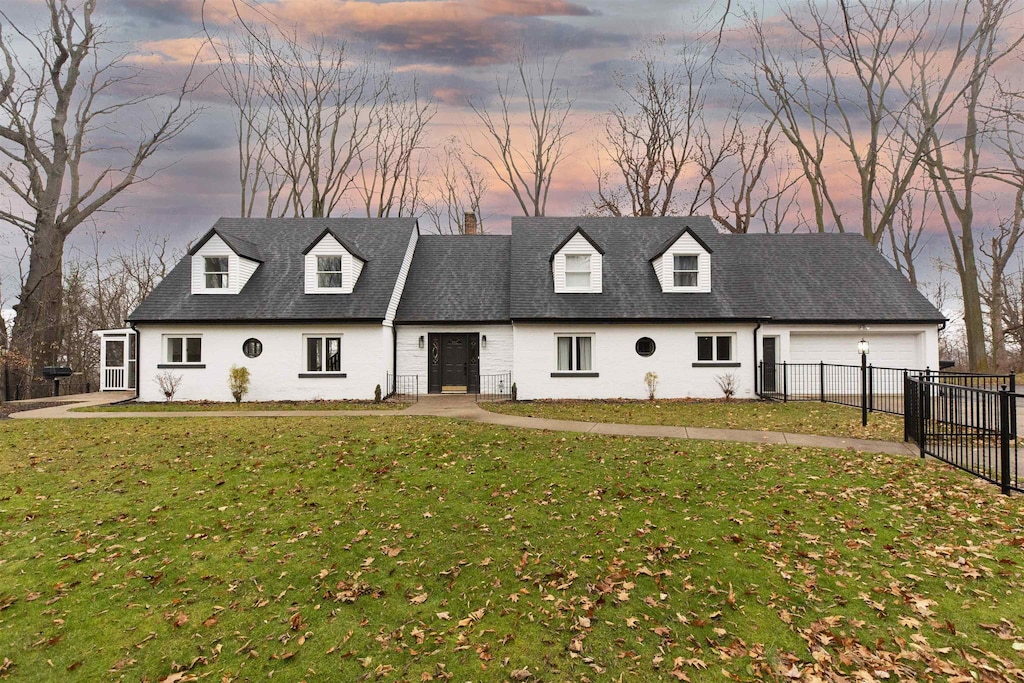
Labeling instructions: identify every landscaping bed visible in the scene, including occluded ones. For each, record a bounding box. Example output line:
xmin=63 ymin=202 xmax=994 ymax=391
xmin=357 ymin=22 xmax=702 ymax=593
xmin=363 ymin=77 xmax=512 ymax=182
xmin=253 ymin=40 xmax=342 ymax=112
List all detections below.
xmin=0 ymin=417 xmax=1020 ymax=681
xmin=77 ymin=399 xmax=407 ymax=412
xmin=484 ymin=398 xmax=905 ymax=442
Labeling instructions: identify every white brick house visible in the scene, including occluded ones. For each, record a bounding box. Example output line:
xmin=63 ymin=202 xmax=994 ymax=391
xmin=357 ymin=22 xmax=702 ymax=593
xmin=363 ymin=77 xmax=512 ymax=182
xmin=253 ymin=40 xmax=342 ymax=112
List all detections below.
xmin=107 ymin=216 xmax=944 ymax=401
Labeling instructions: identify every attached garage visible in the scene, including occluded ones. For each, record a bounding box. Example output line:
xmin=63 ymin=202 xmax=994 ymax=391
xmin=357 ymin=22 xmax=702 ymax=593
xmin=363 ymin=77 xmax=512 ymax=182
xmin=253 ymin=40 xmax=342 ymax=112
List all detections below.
xmin=789 ymin=331 xmax=924 ymax=369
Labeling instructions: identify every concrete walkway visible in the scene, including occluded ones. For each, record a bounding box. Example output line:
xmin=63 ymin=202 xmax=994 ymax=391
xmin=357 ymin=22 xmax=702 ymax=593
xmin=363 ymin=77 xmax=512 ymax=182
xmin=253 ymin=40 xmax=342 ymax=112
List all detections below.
xmin=5 ymin=392 xmax=917 ymax=456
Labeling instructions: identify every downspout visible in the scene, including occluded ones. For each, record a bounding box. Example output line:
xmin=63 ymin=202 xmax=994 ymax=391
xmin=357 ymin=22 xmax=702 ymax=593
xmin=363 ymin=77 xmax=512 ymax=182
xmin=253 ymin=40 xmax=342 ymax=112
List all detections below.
xmin=753 ymin=321 xmax=761 ymax=396
xmin=391 ymin=323 xmax=398 ymax=398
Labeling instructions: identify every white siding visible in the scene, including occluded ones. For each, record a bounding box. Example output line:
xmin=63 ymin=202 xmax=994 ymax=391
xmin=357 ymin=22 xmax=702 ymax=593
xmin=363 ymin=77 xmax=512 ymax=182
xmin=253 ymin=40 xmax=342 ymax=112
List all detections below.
xmin=396 ymin=325 xmax=513 ymax=390
xmin=191 ymin=235 xmax=259 ymax=295
xmin=553 ymin=233 xmax=602 ymax=293
xmin=304 ymin=235 xmax=364 ymax=294
xmin=657 ymin=232 xmax=711 ymax=293
xmin=136 ymin=323 xmax=388 ymax=402
xmin=385 ymin=228 xmax=419 ymax=324
xmin=513 ymin=323 xmax=756 ymax=400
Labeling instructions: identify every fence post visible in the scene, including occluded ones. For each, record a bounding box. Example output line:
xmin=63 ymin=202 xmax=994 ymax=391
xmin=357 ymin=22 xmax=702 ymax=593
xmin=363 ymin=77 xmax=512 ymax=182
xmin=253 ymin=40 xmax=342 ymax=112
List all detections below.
xmin=819 ymin=361 xmax=825 ymax=403
xmin=903 ymin=371 xmax=909 ymax=442
xmin=782 ymin=362 xmax=788 ymax=403
xmin=1000 ymin=385 xmax=1011 ymax=495
xmin=918 ymin=379 xmax=927 ymax=459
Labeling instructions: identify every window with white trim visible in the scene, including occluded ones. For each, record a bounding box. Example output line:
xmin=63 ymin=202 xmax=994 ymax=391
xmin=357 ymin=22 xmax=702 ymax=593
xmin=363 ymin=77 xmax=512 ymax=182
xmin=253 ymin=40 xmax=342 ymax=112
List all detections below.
xmin=317 ymin=256 xmax=344 ymax=288
xmin=673 ymin=255 xmax=699 ymax=288
xmin=696 ymin=334 xmax=733 ymax=362
xmin=204 ymin=257 xmax=229 ymax=289
xmin=305 ymin=335 xmax=342 ymax=373
xmin=564 ymin=254 xmax=591 ymax=289
xmin=166 ymin=335 xmax=202 ymax=364
xmin=556 ymin=335 xmax=593 ymax=372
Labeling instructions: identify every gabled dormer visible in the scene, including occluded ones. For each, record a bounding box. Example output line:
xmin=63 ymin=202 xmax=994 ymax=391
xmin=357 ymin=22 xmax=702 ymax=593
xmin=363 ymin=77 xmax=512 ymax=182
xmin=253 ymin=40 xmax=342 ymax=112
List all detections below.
xmin=550 ymin=227 xmax=604 ymax=293
xmin=189 ymin=229 xmax=263 ymax=295
xmin=649 ymin=227 xmax=712 ymax=293
xmin=303 ymin=228 xmax=367 ymax=294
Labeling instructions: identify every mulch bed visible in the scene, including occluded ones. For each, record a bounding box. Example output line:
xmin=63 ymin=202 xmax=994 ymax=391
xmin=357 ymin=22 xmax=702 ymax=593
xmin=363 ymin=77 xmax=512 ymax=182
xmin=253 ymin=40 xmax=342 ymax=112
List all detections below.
xmin=0 ymin=401 xmax=70 ymax=419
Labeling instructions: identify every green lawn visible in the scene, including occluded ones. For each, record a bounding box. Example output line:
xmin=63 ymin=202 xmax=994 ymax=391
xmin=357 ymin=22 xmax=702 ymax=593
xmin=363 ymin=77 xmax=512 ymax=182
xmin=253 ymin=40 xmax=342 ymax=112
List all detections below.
xmin=77 ymin=399 xmax=406 ymax=412
xmin=1 ymin=418 xmax=1021 ymax=681
xmin=485 ymin=399 xmax=905 ymax=442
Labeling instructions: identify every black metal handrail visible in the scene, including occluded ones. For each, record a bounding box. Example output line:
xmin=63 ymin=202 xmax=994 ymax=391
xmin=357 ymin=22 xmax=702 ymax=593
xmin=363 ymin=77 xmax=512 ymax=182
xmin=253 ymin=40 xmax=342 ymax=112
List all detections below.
xmin=385 ymin=373 xmax=419 ymax=402
xmin=476 ymin=373 xmax=513 ymax=402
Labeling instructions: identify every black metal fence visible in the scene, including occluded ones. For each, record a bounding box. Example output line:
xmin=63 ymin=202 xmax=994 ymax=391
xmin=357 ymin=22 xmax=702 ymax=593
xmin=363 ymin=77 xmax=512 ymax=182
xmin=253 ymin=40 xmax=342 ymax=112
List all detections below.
xmin=759 ymin=361 xmax=1013 ymax=418
xmin=905 ymin=375 xmax=1020 ymax=495
xmin=385 ymin=373 xmax=419 ymax=402
xmin=476 ymin=373 xmax=513 ymax=402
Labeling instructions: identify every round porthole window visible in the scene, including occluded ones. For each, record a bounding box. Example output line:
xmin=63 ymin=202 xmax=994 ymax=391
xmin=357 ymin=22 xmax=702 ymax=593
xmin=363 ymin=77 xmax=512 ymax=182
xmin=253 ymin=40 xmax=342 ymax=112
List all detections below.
xmin=242 ymin=338 xmax=263 ymax=358
xmin=635 ymin=337 xmax=656 ymax=357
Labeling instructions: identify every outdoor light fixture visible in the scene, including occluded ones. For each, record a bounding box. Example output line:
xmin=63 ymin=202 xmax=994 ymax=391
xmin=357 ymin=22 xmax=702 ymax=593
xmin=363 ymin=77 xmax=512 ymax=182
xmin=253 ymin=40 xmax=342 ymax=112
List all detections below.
xmin=418 ymin=335 xmax=425 ymax=349
xmin=481 ymin=335 xmax=487 ymax=348
xmin=857 ymin=338 xmax=870 ymax=356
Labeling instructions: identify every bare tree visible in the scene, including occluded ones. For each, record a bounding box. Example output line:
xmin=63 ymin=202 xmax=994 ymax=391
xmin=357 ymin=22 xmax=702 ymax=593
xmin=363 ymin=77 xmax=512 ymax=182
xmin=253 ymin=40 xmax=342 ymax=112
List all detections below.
xmin=423 ymin=138 xmax=489 ymax=234
xmin=593 ymin=38 xmax=711 ymax=217
xmin=0 ymin=0 xmax=201 ymax=386
xmin=356 ymin=76 xmax=435 ymax=217
xmin=744 ymin=0 xmax=952 ymax=253
xmin=701 ymin=109 xmax=803 ymax=233
xmin=469 ymin=47 xmax=574 ymax=217
xmin=914 ymin=0 xmax=1024 ymax=370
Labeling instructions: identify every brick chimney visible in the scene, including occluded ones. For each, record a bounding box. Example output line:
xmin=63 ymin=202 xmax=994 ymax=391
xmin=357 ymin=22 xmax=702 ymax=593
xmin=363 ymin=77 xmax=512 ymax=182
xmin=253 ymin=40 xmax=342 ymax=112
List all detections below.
xmin=464 ymin=212 xmax=477 ymax=235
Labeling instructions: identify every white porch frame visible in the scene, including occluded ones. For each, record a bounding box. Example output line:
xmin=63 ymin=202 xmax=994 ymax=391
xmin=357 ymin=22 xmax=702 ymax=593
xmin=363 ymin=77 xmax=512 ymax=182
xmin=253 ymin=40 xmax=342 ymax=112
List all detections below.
xmin=93 ymin=328 xmax=137 ymax=391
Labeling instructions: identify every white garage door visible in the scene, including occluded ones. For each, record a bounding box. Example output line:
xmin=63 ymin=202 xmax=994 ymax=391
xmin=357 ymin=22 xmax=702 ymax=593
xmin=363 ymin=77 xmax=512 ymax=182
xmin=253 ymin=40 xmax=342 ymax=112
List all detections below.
xmin=790 ymin=333 xmax=922 ymax=369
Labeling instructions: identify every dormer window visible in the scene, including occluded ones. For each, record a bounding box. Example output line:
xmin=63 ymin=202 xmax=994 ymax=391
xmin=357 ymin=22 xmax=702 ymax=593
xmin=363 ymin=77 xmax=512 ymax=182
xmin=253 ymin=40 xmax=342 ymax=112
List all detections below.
xmin=673 ymin=255 xmax=698 ymax=287
xmin=205 ymin=257 xmax=229 ymax=289
xmin=317 ymin=256 xmax=344 ymax=288
xmin=551 ymin=227 xmax=604 ymax=293
xmin=649 ymin=227 xmax=712 ymax=293
xmin=303 ymin=229 xmax=366 ymax=294
xmin=189 ymin=229 xmax=262 ymax=295
xmin=565 ymin=254 xmax=591 ymax=288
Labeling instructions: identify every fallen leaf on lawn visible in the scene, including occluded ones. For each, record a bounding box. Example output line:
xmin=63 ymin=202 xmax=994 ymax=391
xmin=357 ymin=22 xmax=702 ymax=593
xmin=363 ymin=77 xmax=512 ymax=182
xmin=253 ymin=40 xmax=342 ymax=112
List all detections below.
xmin=410 ymin=593 xmax=428 ymax=604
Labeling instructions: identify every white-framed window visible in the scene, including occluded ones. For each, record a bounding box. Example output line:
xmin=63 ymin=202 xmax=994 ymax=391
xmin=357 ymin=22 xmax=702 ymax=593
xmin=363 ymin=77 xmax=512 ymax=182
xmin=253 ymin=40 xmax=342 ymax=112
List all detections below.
xmin=204 ymin=257 xmax=229 ymax=289
xmin=317 ymin=256 xmax=344 ymax=289
xmin=696 ymin=334 xmax=734 ymax=363
xmin=305 ymin=335 xmax=342 ymax=373
xmin=165 ymin=335 xmax=202 ymax=364
xmin=556 ymin=334 xmax=593 ymax=372
xmin=673 ymin=254 xmax=699 ymax=288
xmin=564 ymin=254 xmax=591 ymax=289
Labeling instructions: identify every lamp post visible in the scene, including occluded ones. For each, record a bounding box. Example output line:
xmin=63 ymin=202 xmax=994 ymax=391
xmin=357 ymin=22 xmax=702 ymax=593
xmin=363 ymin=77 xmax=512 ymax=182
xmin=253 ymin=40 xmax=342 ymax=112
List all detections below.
xmin=858 ymin=338 xmax=870 ymax=426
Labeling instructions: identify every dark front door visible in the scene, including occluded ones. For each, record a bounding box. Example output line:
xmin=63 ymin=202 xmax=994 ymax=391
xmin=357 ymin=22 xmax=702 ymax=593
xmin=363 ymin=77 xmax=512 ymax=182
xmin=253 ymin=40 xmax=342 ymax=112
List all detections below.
xmin=442 ymin=335 xmax=468 ymax=390
xmin=428 ymin=333 xmax=481 ymax=394
xmin=762 ymin=337 xmax=778 ymax=393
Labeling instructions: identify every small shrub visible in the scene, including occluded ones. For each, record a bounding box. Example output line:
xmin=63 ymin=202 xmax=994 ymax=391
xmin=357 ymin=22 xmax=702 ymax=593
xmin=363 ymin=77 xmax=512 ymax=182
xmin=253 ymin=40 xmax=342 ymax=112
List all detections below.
xmin=716 ymin=372 xmax=738 ymax=400
xmin=155 ymin=371 xmax=183 ymax=402
xmin=228 ymin=365 xmax=250 ymax=403
xmin=374 ymin=384 xmax=382 ymax=403
xmin=511 ymin=382 xmax=518 ymax=401
xmin=644 ymin=371 xmax=659 ymax=401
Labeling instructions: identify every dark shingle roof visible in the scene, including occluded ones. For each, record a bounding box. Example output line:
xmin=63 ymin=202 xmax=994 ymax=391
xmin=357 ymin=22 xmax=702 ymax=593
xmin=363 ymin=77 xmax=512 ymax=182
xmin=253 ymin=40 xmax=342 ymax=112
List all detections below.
xmin=396 ymin=235 xmax=510 ymax=322
xmin=189 ymin=227 xmax=264 ymax=263
xmin=510 ymin=216 xmax=943 ymax=323
xmin=129 ymin=217 xmax=417 ymax=322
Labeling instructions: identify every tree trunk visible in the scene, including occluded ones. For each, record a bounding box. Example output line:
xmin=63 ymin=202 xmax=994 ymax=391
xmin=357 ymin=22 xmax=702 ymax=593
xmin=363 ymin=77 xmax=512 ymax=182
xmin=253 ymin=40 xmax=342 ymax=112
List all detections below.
xmin=13 ymin=221 xmax=66 ymax=390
